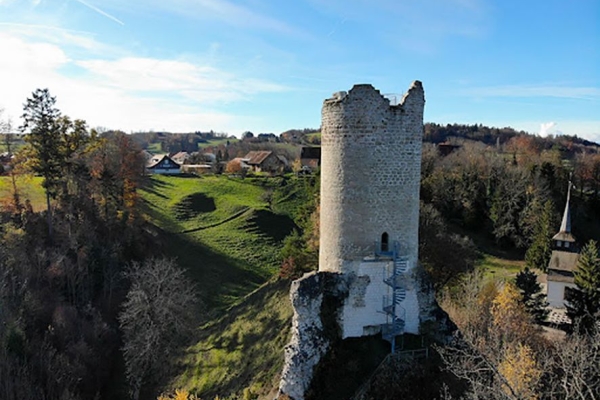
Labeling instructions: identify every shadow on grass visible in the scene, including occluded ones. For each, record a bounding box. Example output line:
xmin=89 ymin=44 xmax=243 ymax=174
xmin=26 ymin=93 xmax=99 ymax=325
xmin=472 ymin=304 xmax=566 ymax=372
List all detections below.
xmin=174 ymin=193 xmax=217 ymax=220
xmin=139 ymin=175 xmax=174 ymax=199
xmin=153 ymin=226 xmax=265 ymax=311
xmin=243 ymin=209 xmax=298 ymax=242
xmin=179 ymin=279 xmax=293 ymax=399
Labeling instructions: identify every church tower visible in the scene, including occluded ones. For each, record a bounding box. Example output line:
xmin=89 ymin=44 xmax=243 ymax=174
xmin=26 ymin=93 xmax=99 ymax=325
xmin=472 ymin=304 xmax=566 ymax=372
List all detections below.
xmin=547 ymin=181 xmax=579 ymax=309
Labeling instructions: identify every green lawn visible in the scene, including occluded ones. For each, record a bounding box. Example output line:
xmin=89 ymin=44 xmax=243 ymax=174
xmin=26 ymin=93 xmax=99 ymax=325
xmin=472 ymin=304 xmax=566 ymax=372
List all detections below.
xmin=197 ymin=137 xmax=237 ymax=149
xmin=139 ymin=175 xmax=296 ymax=309
xmin=0 ymin=175 xmax=46 ymax=211
xmin=146 ymin=142 xmax=162 ymax=153
xmin=139 ymin=175 xmax=305 ymax=398
xmin=176 ymin=279 xmax=292 ymax=400
xmin=478 ymin=253 xmax=525 ymax=282
xmin=144 ymin=138 xmax=238 ymax=154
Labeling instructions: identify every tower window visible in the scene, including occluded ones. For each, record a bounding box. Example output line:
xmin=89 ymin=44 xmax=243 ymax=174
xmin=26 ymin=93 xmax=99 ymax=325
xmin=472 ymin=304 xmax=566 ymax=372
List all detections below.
xmin=381 ymin=232 xmax=389 ymax=252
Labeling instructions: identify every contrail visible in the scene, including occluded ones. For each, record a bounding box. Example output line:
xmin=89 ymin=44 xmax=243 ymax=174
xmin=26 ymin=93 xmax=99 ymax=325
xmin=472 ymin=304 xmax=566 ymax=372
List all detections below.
xmin=74 ymin=0 xmax=125 ymax=26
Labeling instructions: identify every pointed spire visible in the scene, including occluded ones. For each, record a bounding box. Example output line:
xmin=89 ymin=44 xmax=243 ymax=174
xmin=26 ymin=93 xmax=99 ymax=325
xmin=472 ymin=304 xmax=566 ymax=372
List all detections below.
xmin=552 ymin=178 xmax=575 ymax=243
xmin=559 ymin=180 xmax=572 ymax=234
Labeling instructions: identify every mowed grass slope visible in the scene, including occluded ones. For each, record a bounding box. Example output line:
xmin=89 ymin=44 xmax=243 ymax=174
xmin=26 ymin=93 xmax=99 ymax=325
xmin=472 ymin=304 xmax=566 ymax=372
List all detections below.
xmin=140 ymin=175 xmax=299 ymax=398
xmin=139 ymin=175 xmax=296 ymax=309
xmin=176 ymin=279 xmax=293 ymax=400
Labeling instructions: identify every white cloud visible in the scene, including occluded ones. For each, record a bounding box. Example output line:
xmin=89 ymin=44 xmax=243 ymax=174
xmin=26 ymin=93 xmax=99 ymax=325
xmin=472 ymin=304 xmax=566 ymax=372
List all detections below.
xmin=0 ymin=22 xmax=123 ymax=55
xmin=76 ymin=57 xmax=287 ymax=103
xmin=539 ymin=121 xmax=558 ymax=137
xmin=100 ymin=0 xmax=300 ymax=35
xmin=0 ymin=31 xmax=287 ymax=134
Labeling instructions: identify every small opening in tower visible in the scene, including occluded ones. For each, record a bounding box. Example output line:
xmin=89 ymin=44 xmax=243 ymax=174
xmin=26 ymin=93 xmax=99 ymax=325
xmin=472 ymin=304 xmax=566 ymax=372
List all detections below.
xmin=381 ymin=232 xmax=389 ymax=252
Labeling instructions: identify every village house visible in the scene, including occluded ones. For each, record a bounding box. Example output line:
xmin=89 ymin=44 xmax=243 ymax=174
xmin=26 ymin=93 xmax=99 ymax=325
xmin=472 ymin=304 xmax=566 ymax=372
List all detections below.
xmin=0 ymin=152 xmax=14 ymax=173
xmin=141 ymin=150 xmax=154 ymax=162
xmin=171 ymin=151 xmax=191 ymax=165
xmin=243 ymin=151 xmax=287 ymax=173
xmin=300 ymin=146 xmax=321 ymax=172
xmin=146 ymin=154 xmax=181 ymax=175
xmin=546 ymin=183 xmax=579 ymax=310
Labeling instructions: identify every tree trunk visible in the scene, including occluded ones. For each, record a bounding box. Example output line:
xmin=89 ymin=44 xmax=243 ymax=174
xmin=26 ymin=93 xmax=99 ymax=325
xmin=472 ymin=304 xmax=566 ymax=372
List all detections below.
xmin=46 ymin=192 xmax=53 ymax=240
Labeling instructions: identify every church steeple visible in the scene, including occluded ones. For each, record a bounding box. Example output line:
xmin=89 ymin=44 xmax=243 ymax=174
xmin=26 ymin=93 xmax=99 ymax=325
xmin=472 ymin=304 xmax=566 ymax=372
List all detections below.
xmin=552 ymin=179 xmax=575 ymax=247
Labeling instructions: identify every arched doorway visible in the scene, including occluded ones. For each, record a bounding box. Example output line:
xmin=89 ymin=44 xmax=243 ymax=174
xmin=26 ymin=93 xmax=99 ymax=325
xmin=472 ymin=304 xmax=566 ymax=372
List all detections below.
xmin=381 ymin=232 xmax=389 ymax=252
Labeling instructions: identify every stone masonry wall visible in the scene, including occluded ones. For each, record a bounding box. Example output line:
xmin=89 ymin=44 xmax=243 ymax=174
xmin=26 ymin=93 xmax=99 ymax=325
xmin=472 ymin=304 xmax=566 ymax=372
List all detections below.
xmin=319 ymin=81 xmax=424 ymax=275
xmin=319 ymin=82 xmax=425 ymax=336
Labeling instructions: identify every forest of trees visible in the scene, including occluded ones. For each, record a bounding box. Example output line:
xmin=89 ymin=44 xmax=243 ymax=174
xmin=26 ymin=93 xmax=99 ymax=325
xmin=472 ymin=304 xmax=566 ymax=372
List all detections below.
xmin=414 ymin=135 xmax=600 ymax=399
xmin=0 ymin=90 xmax=200 ymax=400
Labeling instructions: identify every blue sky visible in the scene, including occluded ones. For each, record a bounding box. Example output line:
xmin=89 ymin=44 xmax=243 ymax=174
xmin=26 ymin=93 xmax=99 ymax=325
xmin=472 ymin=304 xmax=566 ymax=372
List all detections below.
xmin=0 ymin=0 xmax=598 ymax=140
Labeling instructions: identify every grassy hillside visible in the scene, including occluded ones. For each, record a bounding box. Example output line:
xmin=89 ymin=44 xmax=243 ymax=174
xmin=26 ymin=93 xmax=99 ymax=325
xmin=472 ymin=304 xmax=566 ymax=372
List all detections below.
xmin=138 ymin=175 xmax=305 ymax=398
xmin=175 ymin=279 xmax=292 ymax=400
xmin=140 ymin=175 xmax=297 ymax=309
xmin=478 ymin=253 xmax=525 ymax=282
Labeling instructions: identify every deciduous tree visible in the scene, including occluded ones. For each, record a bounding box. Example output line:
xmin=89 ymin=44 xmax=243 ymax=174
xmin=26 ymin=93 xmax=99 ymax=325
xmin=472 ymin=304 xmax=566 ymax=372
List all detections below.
xmin=119 ymin=258 xmax=200 ymax=400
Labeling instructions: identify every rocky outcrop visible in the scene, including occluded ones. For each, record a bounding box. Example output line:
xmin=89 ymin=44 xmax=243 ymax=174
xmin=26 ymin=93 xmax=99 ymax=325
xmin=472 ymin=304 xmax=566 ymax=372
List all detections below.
xmin=278 ymin=272 xmax=349 ymax=400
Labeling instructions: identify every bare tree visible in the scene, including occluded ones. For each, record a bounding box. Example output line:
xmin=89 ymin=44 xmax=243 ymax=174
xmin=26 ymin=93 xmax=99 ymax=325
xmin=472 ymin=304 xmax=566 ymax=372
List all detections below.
xmin=438 ymin=272 xmax=600 ymax=400
xmin=119 ymin=258 xmax=201 ymax=400
xmin=544 ymin=328 xmax=600 ymax=400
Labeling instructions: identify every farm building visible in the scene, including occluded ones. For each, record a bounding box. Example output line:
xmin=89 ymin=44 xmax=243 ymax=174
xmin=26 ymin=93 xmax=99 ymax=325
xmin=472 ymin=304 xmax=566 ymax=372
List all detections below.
xmin=146 ymin=154 xmax=181 ymax=175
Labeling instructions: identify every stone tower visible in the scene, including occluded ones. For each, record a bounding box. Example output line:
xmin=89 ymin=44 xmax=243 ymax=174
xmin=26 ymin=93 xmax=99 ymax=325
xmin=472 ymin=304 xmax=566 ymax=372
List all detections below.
xmin=278 ymin=82 xmax=426 ymax=400
xmin=319 ymin=82 xmax=424 ymax=275
xmin=320 ymin=82 xmax=425 ymax=336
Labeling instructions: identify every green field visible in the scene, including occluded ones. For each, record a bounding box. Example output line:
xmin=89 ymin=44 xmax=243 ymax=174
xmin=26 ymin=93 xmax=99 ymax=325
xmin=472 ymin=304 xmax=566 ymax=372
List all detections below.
xmin=0 ymin=175 xmax=46 ymax=211
xmin=176 ymin=279 xmax=292 ymax=399
xmin=0 ymin=135 xmax=26 ymax=153
xmin=139 ymin=175 xmax=298 ymax=309
xmin=477 ymin=253 xmax=525 ymax=282
xmin=197 ymin=137 xmax=238 ymax=149
xmin=139 ymin=174 xmax=304 ymax=398
xmin=145 ymin=138 xmax=238 ymax=154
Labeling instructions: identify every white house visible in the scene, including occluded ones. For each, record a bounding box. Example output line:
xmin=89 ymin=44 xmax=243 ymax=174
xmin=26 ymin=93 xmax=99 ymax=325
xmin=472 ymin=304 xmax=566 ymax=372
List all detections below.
xmin=146 ymin=154 xmax=181 ymax=175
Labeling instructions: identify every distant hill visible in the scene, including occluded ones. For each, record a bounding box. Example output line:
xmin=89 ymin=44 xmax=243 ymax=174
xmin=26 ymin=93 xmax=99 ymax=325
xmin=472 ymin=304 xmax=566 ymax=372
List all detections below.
xmin=424 ymin=122 xmax=599 ymax=154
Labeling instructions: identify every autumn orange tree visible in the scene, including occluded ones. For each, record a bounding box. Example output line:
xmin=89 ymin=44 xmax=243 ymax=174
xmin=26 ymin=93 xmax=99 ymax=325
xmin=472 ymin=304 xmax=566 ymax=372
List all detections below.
xmin=438 ymin=279 xmax=545 ymax=400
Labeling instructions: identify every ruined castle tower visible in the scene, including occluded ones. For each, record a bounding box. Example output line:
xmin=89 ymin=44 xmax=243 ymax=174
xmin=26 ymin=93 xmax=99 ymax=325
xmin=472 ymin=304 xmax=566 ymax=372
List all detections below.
xmin=320 ymin=82 xmax=425 ymax=336
xmin=279 ymin=82 xmax=426 ymax=400
xmin=320 ymin=82 xmax=424 ymax=275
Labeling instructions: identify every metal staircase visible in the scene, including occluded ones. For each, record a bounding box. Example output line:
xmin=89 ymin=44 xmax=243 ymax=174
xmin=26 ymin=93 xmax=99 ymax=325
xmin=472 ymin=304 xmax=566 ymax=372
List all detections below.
xmin=377 ymin=241 xmax=409 ymax=353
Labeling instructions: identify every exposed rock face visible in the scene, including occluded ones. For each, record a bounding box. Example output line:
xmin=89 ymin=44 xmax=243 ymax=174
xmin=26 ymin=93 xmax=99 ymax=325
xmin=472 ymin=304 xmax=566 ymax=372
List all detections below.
xmin=278 ymin=272 xmax=349 ymax=400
